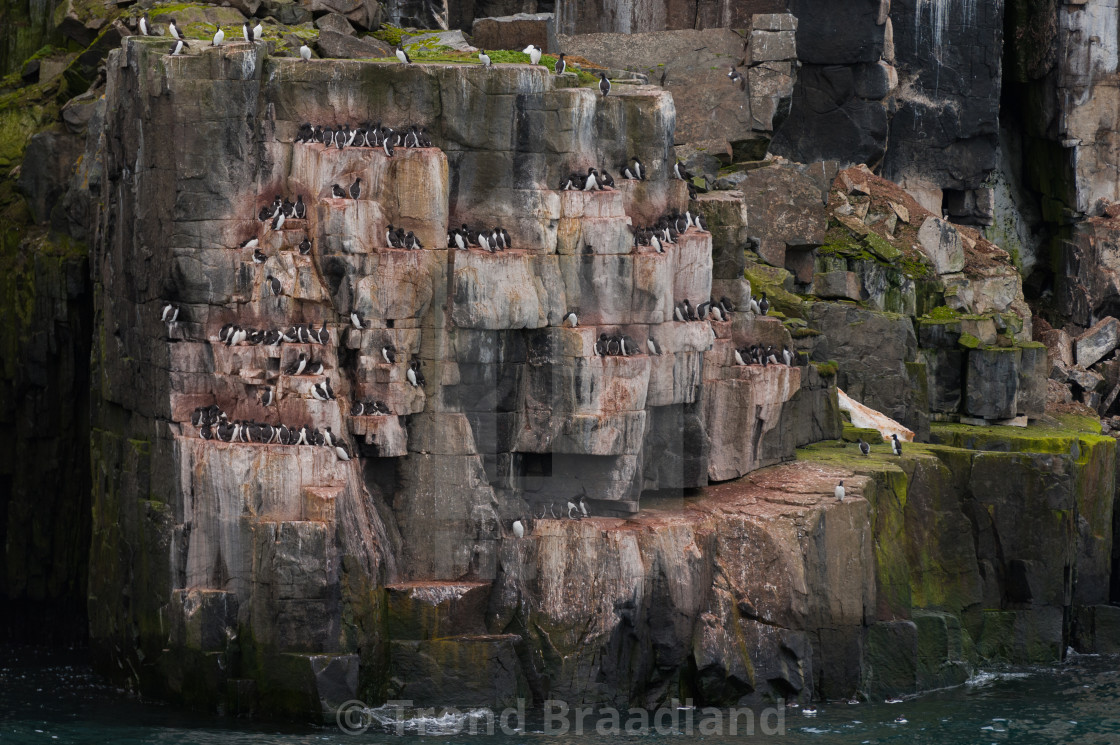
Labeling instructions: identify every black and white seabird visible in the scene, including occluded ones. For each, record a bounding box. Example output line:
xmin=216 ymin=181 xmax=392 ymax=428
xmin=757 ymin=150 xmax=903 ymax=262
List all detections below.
xmin=382 ymin=344 xmax=397 ymax=364
xmin=523 ymin=44 xmax=542 ymax=65
xmin=253 ymin=248 xmax=266 ymax=264
xmin=595 ymin=333 xmax=608 ymax=356
xmin=562 ymin=310 xmax=578 ymax=328
xmin=211 ymin=28 xmax=224 ymax=46
xmin=406 ymin=359 xmax=424 ymax=388
xmin=285 ymin=352 xmax=308 ymax=376
xmin=259 ymin=387 xmax=273 ymax=406
xmin=599 ymin=170 xmax=615 ymax=189
xmin=349 ymin=178 xmax=362 ymax=199
xmin=350 ymin=311 xmax=365 ymax=329
xmin=265 ymin=274 xmax=281 ymax=296
xmin=331 ymin=183 xmax=346 ymax=199
xmin=168 ymin=18 xmax=182 ymax=40
xmin=512 ymin=518 xmax=525 ymax=538
xmin=734 ymin=347 xmax=746 ymax=366
xmin=673 ymin=160 xmax=693 ymax=181
xmin=294 ymin=195 xmax=306 ymax=219
xmin=139 ymin=15 xmax=150 ymax=35
xmin=858 ymin=438 xmax=870 ymax=456
xmin=242 ymin=20 xmax=253 ymax=43
xmin=252 ymin=19 xmax=263 ymax=41
xmin=311 ymin=382 xmax=330 ymax=401
xmin=891 ymin=434 xmax=902 ymax=456
xmin=758 ymin=293 xmax=770 ymax=316
xmin=307 ymin=360 xmax=324 ymax=375
xmin=647 ymin=337 xmax=662 ymax=355
xmin=674 ymin=302 xmax=685 ymax=322
xmin=632 ymin=158 xmax=644 ymax=180
xmin=598 ymin=72 xmax=611 ymax=97
xmin=555 ymin=53 xmax=566 ymax=76
xmin=351 ymin=401 xmax=365 ymax=416
xmin=479 ymin=50 xmax=491 ymax=67
xmin=270 ymin=211 xmax=285 ymax=231
xmin=334 ymin=441 xmax=351 ymax=461
xmin=782 ymin=346 xmax=794 ymax=366
xmin=161 ymin=302 xmax=180 ymax=323
xmin=169 ymin=39 xmax=189 ymax=55
xmin=300 ymin=44 xmax=311 ymax=61
xmin=395 ymin=45 xmax=411 ymax=64
xmin=835 ymin=481 xmax=845 ymax=501
xmin=728 ymin=66 xmax=745 ymax=90
xmin=583 ymin=167 xmax=600 ymax=191
xmin=298 ymin=237 xmax=312 ymax=255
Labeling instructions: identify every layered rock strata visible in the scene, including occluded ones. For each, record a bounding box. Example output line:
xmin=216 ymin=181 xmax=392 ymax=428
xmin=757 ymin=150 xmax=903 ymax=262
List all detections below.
xmin=88 ymin=38 xmax=811 ymax=715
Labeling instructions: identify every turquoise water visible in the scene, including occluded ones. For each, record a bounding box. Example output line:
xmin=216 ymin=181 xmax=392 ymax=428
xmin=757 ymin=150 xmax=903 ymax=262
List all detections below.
xmin=4 ymin=645 xmax=1120 ymax=744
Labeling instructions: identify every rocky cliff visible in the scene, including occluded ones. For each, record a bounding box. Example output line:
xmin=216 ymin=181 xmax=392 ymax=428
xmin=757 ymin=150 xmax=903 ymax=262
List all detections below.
xmin=5 ymin=0 xmax=1120 ymax=724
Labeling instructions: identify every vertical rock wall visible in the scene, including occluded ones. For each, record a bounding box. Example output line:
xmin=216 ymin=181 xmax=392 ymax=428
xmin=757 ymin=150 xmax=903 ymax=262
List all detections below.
xmin=88 ymin=38 xmax=812 ymax=714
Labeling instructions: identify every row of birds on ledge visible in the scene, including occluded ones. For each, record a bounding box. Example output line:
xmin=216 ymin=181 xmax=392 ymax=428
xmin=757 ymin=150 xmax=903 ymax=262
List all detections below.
xmin=559 ymin=159 xmax=698 ymax=192
xmin=734 ymin=344 xmax=796 ymax=367
xmin=141 ymin=16 xmax=659 ymax=104
xmin=295 ymin=121 xmax=433 ymax=155
xmin=217 ymin=321 xmax=330 ymax=347
xmin=190 ymin=404 xmax=354 ymax=460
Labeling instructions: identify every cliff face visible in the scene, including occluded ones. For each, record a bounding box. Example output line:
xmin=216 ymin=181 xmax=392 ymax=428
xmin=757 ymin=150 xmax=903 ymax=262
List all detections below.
xmin=5 ymin=0 xmax=1120 ymax=722
xmin=86 ymin=38 xmax=823 ymax=714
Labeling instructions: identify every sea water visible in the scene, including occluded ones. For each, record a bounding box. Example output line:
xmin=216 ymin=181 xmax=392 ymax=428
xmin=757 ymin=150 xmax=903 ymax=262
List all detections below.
xmin=4 ymin=644 xmax=1120 ymax=744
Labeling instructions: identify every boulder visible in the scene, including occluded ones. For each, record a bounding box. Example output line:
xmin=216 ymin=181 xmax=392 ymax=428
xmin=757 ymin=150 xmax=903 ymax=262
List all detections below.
xmin=1075 ymin=317 xmax=1120 ymax=368
xmin=315 ymin=30 xmax=393 ymax=59
xmin=309 ymin=0 xmax=383 ymax=29
xmin=916 ymin=216 xmax=965 ymax=275
xmin=471 ymin=12 xmax=559 ymax=53
xmin=314 ymin=12 xmax=355 ymax=35
xmin=813 ymin=271 xmax=862 ymax=300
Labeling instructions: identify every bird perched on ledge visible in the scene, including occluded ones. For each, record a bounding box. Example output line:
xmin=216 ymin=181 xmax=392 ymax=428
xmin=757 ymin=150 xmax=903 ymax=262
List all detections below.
xmin=598 ymin=72 xmax=611 ymax=97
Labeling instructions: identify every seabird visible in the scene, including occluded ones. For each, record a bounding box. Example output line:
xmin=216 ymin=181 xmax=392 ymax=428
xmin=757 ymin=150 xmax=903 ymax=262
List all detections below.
xmin=311 ymin=382 xmax=330 ymax=401
xmin=294 ymin=196 xmax=306 ymax=219
xmin=555 ymin=53 xmax=566 ymax=75
xmin=523 ymin=44 xmax=542 ymax=65
xmin=728 ymin=66 xmax=745 ymax=90
xmin=891 ymin=434 xmax=902 ymax=456
xmin=285 ymin=352 xmax=308 ymax=376
xmin=351 ymin=401 xmax=365 ymax=416
xmin=259 ymin=387 xmax=273 ymax=406
xmin=562 ymin=310 xmax=578 ymax=328
xmin=331 ymin=184 xmax=346 ymax=199
xmin=270 ymin=211 xmax=285 ymax=231
xmin=334 ymin=441 xmax=351 ymax=461
xmin=578 ymin=497 xmax=589 ymax=517
xmin=139 ymin=15 xmax=150 ymax=35
xmin=350 ymin=311 xmax=365 ymax=329
xmin=169 ymin=39 xmax=188 ymax=56
xmin=598 ymin=72 xmax=611 ymax=97
xmin=265 ymin=274 xmax=281 ymax=296
xmin=349 ymin=177 xmax=362 ymax=199
xmin=782 ymin=346 xmax=794 ymax=366
xmin=632 ymin=158 xmax=644 ymax=180
xmin=595 ymin=333 xmax=607 ymax=356
xmin=298 ymin=237 xmax=312 ymax=255
xmin=242 ymin=20 xmax=252 ymax=43
xmin=583 ymin=167 xmax=599 ymax=191
xmin=674 ymin=302 xmax=685 ymax=322
xmin=395 ymin=45 xmax=411 ymax=64
xmin=160 ymin=303 xmax=180 ymax=323
xmin=407 ymin=359 xmax=424 ymax=388
xmin=479 ymin=51 xmax=491 ymax=67
xmin=252 ymin=19 xmax=263 ymax=41
xmin=758 ymin=293 xmax=770 ymax=316
xmin=405 ymin=231 xmax=423 ymax=250
xmin=212 ymin=28 xmax=224 ymax=46
xmin=835 ymin=481 xmax=845 ymax=501
xmin=168 ymin=18 xmax=181 ymax=40
xmin=647 ymin=337 xmax=662 ymax=355
xmin=673 ymin=160 xmax=693 ymax=181
xmin=512 ymin=519 xmax=525 ymax=538
xmin=253 ymin=248 xmax=266 ymax=264
xmin=300 ymin=44 xmax=311 ymax=61
xmin=599 ymin=170 xmax=615 ymax=189
xmin=306 ymin=360 xmax=324 ymax=375
xmin=381 ymin=344 xmax=396 ymax=364
xmin=734 ymin=348 xmax=746 ymax=366
xmin=858 ymin=438 xmax=870 ymax=456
